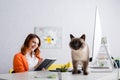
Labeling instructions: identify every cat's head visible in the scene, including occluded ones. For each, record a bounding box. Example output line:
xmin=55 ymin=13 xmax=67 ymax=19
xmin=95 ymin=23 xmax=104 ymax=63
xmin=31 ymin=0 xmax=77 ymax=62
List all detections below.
xmin=69 ymin=34 xmax=86 ymax=50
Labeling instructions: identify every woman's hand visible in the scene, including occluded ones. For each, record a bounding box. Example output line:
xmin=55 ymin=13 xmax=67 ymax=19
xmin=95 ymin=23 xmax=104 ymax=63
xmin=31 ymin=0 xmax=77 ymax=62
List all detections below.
xmin=41 ymin=68 xmax=46 ymax=71
xmin=34 ymin=59 xmax=46 ymax=71
xmin=34 ymin=61 xmax=43 ymax=69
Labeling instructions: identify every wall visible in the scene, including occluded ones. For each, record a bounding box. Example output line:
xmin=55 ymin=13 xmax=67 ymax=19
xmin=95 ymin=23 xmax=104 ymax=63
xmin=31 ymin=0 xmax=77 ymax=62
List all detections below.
xmin=0 ymin=0 xmax=120 ymax=73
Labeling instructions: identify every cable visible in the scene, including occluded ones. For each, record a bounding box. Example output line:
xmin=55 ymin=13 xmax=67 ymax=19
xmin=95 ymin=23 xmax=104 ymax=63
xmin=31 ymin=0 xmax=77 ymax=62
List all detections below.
xmin=113 ymin=59 xmax=120 ymax=80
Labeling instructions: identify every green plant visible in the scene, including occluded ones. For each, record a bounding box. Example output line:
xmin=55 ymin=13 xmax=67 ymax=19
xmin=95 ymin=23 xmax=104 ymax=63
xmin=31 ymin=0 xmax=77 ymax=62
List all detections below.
xmin=60 ymin=65 xmax=68 ymax=72
xmin=56 ymin=65 xmax=68 ymax=72
xmin=56 ymin=62 xmax=71 ymax=72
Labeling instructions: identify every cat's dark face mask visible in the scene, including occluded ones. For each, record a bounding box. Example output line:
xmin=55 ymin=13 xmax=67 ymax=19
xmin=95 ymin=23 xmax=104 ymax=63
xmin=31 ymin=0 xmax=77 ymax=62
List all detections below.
xmin=70 ymin=39 xmax=82 ymax=50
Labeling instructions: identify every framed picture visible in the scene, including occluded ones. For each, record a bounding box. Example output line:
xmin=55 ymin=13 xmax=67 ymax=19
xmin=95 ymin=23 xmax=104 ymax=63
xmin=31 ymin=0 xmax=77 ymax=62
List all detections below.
xmin=34 ymin=27 xmax=62 ymax=49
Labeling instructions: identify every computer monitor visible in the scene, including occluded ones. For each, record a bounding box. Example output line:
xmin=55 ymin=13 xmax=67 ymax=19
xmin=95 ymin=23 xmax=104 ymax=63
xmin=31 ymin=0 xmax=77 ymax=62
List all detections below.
xmin=91 ymin=7 xmax=102 ymax=64
xmin=90 ymin=7 xmax=114 ymax=70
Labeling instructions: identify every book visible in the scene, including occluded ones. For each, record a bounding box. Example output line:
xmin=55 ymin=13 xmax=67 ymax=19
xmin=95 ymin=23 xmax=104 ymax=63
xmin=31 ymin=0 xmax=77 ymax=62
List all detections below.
xmin=34 ymin=58 xmax=56 ymax=71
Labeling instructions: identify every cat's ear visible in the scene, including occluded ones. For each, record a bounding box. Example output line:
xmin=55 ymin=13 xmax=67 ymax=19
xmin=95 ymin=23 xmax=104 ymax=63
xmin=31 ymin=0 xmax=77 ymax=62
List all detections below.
xmin=70 ymin=34 xmax=74 ymax=39
xmin=80 ymin=34 xmax=86 ymax=40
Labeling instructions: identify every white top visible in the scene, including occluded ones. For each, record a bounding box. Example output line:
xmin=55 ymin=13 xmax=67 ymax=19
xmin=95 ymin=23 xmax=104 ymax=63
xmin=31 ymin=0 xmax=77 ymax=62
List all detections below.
xmin=25 ymin=52 xmax=39 ymax=71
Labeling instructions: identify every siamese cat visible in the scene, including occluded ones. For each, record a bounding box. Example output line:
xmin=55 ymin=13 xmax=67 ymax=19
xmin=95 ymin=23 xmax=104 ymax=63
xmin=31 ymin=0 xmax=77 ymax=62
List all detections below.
xmin=69 ymin=34 xmax=89 ymax=75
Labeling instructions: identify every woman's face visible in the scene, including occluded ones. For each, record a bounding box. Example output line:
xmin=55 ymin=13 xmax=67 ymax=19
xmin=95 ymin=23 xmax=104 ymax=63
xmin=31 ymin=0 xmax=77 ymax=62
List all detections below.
xmin=28 ymin=37 xmax=39 ymax=52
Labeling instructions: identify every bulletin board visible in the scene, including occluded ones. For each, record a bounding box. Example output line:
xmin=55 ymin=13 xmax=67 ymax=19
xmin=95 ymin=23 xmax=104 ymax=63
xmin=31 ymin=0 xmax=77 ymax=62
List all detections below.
xmin=34 ymin=27 xmax=62 ymax=49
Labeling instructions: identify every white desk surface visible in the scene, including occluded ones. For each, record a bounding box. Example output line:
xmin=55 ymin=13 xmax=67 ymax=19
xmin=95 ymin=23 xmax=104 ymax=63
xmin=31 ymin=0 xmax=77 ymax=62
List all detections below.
xmin=0 ymin=70 xmax=118 ymax=80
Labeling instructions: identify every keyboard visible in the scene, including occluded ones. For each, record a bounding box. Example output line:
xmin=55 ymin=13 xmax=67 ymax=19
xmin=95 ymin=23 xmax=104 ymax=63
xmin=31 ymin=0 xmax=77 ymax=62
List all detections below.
xmin=90 ymin=67 xmax=109 ymax=69
xmin=90 ymin=67 xmax=113 ymax=73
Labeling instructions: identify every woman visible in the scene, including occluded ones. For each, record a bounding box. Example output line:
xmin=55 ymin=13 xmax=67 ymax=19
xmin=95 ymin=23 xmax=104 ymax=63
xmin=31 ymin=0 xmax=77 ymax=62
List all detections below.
xmin=13 ymin=33 xmax=43 ymax=73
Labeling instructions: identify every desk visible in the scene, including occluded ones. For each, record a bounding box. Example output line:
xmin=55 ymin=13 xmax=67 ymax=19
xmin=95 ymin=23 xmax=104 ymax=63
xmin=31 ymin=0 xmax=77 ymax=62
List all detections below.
xmin=0 ymin=70 xmax=118 ymax=80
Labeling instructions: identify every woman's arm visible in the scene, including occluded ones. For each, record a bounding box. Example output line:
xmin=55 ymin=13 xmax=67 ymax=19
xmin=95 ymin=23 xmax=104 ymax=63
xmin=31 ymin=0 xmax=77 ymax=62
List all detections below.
xmin=13 ymin=53 xmax=29 ymax=73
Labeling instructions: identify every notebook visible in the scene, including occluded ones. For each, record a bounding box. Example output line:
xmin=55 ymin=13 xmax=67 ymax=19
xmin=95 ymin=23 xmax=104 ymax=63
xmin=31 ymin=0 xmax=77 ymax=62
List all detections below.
xmin=34 ymin=58 xmax=56 ymax=71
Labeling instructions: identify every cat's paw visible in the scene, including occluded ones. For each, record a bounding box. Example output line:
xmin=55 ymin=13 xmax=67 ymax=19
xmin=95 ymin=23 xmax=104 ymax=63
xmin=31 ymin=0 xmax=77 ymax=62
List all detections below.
xmin=83 ymin=71 xmax=88 ymax=75
xmin=72 ymin=71 xmax=78 ymax=74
